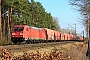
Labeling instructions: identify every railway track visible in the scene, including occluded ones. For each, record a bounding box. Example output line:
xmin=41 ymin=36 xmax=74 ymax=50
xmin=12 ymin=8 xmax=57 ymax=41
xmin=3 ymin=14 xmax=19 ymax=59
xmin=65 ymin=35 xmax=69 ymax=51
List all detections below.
xmin=0 ymin=41 xmax=84 ymax=58
xmin=0 ymin=41 xmax=85 ymax=60
xmin=0 ymin=41 xmax=77 ymax=51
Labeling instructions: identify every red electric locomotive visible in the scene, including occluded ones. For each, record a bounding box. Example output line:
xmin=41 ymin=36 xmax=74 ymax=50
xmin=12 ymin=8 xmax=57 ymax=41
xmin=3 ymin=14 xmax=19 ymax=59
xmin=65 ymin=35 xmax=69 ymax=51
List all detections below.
xmin=11 ymin=25 xmax=46 ymax=44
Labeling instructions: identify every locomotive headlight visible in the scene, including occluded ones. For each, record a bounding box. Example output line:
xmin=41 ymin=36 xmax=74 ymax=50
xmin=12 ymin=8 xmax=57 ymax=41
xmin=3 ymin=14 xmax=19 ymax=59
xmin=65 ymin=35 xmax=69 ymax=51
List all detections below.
xmin=12 ymin=36 xmax=15 ymax=37
xmin=20 ymin=33 xmax=23 ymax=35
xmin=12 ymin=33 xmax=15 ymax=35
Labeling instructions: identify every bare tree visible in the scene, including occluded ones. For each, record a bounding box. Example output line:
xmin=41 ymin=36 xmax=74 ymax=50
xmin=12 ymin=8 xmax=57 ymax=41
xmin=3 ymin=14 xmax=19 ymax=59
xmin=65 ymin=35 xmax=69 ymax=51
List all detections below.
xmin=69 ymin=0 xmax=90 ymax=36
xmin=53 ymin=17 xmax=61 ymax=31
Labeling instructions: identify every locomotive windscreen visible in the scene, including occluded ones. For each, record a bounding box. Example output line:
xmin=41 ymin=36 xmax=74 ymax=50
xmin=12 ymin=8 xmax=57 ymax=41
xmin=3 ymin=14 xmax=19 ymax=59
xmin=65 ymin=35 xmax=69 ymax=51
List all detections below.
xmin=14 ymin=27 xmax=24 ymax=31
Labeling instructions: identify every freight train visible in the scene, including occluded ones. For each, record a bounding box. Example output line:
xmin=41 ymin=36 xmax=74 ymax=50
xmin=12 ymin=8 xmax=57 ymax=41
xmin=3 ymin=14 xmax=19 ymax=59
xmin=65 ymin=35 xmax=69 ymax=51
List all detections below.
xmin=11 ymin=24 xmax=84 ymax=44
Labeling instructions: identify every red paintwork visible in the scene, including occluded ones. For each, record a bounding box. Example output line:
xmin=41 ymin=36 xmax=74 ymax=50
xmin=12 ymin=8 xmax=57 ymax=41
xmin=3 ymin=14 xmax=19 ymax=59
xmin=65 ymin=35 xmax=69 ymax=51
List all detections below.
xmin=42 ymin=28 xmax=54 ymax=40
xmin=28 ymin=26 xmax=46 ymax=40
xmin=28 ymin=26 xmax=39 ymax=39
xmin=12 ymin=25 xmax=29 ymax=39
xmin=12 ymin=24 xmax=84 ymax=43
xmin=67 ymin=34 xmax=70 ymax=40
xmin=71 ymin=35 xmax=74 ymax=40
xmin=64 ymin=33 xmax=68 ymax=40
xmin=40 ymin=29 xmax=46 ymax=40
xmin=54 ymin=31 xmax=61 ymax=40
xmin=68 ymin=34 xmax=73 ymax=40
xmin=12 ymin=25 xmax=46 ymax=40
xmin=61 ymin=33 xmax=64 ymax=40
xmin=79 ymin=37 xmax=83 ymax=40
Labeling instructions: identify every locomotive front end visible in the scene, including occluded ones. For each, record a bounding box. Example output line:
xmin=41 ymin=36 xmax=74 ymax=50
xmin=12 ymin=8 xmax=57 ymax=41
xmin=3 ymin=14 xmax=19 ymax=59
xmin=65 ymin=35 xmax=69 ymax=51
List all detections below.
xmin=11 ymin=26 xmax=24 ymax=44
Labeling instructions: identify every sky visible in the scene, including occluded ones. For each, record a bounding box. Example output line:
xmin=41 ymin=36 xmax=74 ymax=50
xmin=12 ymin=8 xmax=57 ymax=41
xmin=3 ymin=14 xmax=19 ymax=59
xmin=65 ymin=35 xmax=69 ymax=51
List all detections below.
xmin=29 ymin=0 xmax=86 ymax=36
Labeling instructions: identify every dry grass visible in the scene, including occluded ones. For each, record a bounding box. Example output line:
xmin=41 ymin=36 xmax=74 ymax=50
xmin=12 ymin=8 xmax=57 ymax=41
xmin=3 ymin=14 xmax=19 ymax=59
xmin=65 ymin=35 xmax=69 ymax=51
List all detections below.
xmin=0 ymin=42 xmax=88 ymax=60
xmin=0 ymin=47 xmax=73 ymax=60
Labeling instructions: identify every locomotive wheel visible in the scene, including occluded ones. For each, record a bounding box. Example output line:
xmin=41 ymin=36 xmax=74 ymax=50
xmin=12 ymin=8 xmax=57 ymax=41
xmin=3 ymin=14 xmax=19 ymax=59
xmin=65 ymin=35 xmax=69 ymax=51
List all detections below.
xmin=26 ymin=40 xmax=30 ymax=44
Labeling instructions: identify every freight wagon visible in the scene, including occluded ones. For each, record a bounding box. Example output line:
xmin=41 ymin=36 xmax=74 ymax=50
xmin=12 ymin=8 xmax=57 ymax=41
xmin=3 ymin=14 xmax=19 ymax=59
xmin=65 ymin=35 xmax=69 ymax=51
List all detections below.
xmin=11 ymin=24 xmax=84 ymax=44
xmin=54 ymin=31 xmax=61 ymax=41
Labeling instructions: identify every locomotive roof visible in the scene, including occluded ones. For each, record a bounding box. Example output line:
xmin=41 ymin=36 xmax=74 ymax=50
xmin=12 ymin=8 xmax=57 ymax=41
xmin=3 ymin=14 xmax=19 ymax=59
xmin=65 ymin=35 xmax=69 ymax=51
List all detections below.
xmin=13 ymin=25 xmax=43 ymax=30
xmin=29 ymin=26 xmax=42 ymax=30
xmin=14 ymin=25 xmax=25 ymax=27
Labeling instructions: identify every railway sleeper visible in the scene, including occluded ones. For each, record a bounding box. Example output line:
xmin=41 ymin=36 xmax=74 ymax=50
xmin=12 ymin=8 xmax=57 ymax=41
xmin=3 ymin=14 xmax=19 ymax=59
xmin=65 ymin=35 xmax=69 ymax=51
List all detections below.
xmin=25 ymin=39 xmax=45 ymax=44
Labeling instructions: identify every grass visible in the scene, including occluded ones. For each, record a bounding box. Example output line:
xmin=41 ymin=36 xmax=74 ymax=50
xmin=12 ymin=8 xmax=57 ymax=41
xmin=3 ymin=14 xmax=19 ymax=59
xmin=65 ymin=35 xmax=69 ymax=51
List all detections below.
xmin=0 ymin=58 xmax=2 ymax=60
xmin=11 ymin=42 xmax=84 ymax=56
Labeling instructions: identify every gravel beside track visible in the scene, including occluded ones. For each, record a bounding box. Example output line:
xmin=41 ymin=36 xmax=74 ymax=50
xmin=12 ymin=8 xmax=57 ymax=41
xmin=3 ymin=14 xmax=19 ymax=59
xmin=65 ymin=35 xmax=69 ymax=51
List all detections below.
xmin=1 ymin=41 xmax=75 ymax=50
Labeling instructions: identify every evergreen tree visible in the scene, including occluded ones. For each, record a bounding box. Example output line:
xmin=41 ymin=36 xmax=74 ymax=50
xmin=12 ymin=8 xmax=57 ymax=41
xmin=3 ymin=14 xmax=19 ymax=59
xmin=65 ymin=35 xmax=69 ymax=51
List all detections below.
xmin=3 ymin=0 xmax=60 ymax=30
xmin=1 ymin=0 xmax=61 ymax=44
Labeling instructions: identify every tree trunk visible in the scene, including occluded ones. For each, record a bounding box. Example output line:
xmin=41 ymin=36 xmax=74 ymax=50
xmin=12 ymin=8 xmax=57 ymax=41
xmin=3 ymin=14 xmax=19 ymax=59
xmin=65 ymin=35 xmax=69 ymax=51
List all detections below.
xmin=0 ymin=0 xmax=2 ymax=43
xmin=8 ymin=7 xmax=12 ymax=43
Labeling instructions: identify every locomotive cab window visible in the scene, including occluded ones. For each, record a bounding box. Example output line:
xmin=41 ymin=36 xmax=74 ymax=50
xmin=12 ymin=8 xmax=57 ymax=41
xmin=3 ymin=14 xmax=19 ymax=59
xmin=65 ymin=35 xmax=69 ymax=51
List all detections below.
xmin=19 ymin=27 xmax=24 ymax=31
xmin=14 ymin=28 xmax=18 ymax=31
xmin=14 ymin=27 xmax=24 ymax=31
